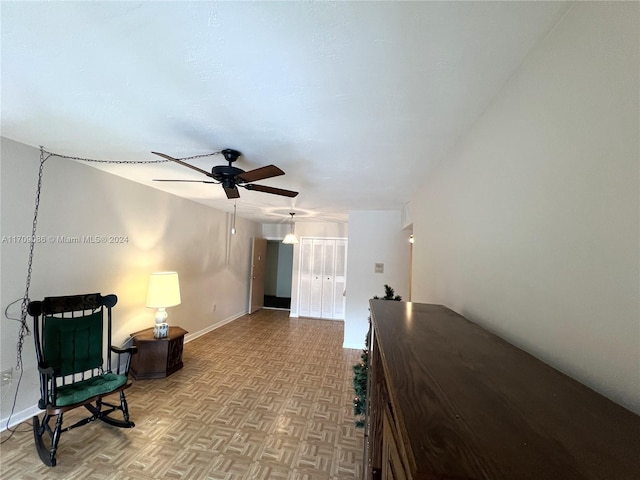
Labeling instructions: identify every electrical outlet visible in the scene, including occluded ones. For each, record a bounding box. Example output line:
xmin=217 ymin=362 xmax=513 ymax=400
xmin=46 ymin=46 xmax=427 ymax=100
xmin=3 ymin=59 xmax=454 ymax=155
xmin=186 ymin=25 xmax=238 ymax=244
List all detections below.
xmin=1 ymin=368 xmax=12 ymax=386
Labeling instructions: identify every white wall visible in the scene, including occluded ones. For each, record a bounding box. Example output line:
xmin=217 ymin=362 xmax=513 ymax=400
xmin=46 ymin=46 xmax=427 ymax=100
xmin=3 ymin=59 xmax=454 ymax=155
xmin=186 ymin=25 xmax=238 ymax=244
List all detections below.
xmin=262 ymin=221 xmax=348 ymax=241
xmin=0 ymin=138 xmax=261 ymax=427
xmin=343 ymin=210 xmax=411 ymax=349
xmin=262 ymin=223 xmax=291 ymax=240
xmin=411 ymin=3 xmax=639 ymax=413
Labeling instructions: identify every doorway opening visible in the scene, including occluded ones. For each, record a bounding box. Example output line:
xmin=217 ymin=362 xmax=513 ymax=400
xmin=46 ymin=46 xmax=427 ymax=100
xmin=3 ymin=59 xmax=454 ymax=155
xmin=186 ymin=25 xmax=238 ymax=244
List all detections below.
xmin=264 ymin=240 xmax=294 ymax=310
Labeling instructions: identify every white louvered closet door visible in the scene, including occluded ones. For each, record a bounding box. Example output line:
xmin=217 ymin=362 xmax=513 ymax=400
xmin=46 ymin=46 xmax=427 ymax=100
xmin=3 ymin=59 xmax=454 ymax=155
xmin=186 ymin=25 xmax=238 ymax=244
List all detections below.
xmin=309 ymin=239 xmax=324 ymax=318
xmin=321 ymin=240 xmax=335 ymax=318
xmin=298 ymin=238 xmax=313 ymax=317
xmin=297 ymin=238 xmax=348 ymax=320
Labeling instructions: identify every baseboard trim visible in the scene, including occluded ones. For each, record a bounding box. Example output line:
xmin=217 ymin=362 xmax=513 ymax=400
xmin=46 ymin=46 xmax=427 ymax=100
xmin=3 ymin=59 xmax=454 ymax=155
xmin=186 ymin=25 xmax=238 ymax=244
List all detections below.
xmin=0 ymin=311 xmax=248 ymax=433
xmin=184 ymin=311 xmax=248 ymax=344
xmin=1 ymin=404 xmax=42 ymax=432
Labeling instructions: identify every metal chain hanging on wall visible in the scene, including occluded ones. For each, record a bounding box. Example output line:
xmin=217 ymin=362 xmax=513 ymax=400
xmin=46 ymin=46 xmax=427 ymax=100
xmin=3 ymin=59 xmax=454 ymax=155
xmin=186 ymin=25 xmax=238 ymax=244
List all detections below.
xmin=12 ymin=147 xmax=220 ymax=365
xmin=3 ymin=146 xmax=221 ymax=434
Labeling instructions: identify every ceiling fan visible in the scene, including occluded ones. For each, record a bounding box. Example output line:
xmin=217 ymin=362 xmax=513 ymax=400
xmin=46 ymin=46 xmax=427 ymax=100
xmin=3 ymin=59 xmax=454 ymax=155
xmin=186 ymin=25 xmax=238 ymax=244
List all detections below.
xmin=151 ymin=148 xmax=298 ymax=199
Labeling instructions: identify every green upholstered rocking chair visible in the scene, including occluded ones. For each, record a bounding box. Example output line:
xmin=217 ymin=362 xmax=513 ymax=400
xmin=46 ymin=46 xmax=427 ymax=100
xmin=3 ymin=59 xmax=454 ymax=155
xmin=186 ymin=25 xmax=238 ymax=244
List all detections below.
xmin=27 ymin=293 xmax=137 ymax=466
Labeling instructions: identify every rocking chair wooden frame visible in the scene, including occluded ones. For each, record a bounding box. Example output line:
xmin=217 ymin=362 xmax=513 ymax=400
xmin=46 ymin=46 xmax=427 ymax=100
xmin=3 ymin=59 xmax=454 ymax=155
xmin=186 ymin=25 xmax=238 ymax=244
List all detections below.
xmin=27 ymin=293 xmax=137 ymax=466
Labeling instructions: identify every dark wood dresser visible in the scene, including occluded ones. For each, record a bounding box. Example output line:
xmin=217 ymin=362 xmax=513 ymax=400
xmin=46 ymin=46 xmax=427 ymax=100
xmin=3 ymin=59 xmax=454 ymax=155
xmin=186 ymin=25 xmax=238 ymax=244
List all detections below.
xmin=364 ymin=300 xmax=640 ymax=480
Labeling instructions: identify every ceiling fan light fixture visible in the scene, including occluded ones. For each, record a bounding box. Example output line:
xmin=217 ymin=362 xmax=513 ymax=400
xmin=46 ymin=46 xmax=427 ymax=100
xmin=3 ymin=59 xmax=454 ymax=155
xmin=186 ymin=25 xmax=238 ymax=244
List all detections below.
xmin=283 ymin=232 xmax=299 ymax=244
xmin=282 ymin=212 xmax=299 ymax=244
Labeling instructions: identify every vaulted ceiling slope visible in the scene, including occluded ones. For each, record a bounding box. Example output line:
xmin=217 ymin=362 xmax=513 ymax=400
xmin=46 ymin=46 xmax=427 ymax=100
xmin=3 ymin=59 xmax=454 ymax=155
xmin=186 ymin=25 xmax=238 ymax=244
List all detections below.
xmin=1 ymin=1 xmax=569 ymax=223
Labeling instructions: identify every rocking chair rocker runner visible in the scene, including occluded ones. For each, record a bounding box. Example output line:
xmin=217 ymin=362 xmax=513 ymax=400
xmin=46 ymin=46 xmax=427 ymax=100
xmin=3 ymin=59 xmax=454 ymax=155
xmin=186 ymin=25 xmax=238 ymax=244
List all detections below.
xmin=28 ymin=293 xmax=137 ymax=466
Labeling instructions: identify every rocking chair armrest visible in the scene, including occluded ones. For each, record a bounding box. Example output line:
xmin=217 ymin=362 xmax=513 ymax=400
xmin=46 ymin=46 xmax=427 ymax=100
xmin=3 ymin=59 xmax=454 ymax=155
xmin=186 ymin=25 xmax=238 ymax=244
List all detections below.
xmin=110 ymin=345 xmax=138 ymax=355
xmin=110 ymin=345 xmax=138 ymax=376
xmin=37 ymin=364 xmax=55 ymax=376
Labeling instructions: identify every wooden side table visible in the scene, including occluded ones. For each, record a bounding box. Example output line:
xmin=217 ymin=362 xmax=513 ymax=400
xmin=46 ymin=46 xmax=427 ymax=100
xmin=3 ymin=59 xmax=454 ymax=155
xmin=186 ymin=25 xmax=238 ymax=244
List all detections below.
xmin=129 ymin=326 xmax=188 ymax=380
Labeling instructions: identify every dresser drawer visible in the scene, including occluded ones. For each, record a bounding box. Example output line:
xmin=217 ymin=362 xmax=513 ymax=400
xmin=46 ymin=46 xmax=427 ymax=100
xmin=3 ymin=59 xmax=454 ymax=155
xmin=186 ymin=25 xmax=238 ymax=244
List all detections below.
xmin=382 ymin=407 xmax=409 ymax=480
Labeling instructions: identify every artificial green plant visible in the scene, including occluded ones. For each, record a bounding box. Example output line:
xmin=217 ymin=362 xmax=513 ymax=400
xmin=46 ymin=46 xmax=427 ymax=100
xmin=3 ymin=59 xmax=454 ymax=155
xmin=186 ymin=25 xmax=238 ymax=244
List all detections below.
xmin=353 ymin=284 xmax=402 ymax=427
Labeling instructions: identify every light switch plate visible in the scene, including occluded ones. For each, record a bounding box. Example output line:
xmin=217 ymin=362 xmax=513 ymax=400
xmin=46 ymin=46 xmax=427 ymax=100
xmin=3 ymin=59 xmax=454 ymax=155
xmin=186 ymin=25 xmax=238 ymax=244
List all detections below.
xmin=375 ymin=263 xmax=384 ymax=274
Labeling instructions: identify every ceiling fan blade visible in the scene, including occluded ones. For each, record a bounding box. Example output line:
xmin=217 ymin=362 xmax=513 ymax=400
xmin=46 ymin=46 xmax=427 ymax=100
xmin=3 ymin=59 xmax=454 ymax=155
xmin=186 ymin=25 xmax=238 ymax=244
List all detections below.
xmin=237 ymin=165 xmax=284 ymax=183
xmin=151 ymin=151 xmax=213 ymax=178
xmin=244 ymin=184 xmax=299 ymax=197
xmin=224 ymin=186 xmax=240 ymax=199
xmin=153 ymin=179 xmax=217 ymax=183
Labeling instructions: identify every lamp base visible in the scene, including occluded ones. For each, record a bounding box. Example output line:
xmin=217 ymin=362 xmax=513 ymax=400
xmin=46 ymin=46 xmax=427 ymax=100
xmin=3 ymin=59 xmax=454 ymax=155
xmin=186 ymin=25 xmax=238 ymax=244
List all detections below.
xmin=153 ymin=307 xmax=169 ymax=338
xmin=154 ymin=322 xmax=169 ymax=339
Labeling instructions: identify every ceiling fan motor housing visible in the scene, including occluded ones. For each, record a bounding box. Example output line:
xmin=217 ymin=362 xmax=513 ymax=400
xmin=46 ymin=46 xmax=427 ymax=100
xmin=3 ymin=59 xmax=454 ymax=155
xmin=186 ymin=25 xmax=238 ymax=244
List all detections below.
xmin=215 ymin=149 xmax=245 ymax=187
xmin=212 ymin=164 xmax=245 ymax=185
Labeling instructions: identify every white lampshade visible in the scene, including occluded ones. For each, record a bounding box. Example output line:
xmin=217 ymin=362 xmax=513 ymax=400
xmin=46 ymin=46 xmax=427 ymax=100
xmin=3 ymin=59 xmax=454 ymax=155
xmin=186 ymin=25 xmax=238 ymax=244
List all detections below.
xmin=146 ymin=272 xmax=181 ymax=308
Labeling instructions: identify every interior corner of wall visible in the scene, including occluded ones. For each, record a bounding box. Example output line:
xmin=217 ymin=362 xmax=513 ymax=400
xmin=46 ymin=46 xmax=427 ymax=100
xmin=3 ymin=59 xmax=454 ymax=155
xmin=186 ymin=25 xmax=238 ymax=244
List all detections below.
xmin=401 ymin=202 xmax=413 ymax=229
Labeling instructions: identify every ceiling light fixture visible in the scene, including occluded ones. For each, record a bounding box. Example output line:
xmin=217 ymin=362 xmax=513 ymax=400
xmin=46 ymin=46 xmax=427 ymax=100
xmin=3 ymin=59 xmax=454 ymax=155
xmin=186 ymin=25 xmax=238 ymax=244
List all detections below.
xmin=282 ymin=212 xmax=299 ymax=244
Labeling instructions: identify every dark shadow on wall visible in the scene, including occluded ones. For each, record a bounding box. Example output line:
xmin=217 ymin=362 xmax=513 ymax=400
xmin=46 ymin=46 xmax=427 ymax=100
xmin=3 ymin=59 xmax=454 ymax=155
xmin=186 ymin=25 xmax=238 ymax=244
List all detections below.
xmin=264 ymin=240 xmax=293 ymax=310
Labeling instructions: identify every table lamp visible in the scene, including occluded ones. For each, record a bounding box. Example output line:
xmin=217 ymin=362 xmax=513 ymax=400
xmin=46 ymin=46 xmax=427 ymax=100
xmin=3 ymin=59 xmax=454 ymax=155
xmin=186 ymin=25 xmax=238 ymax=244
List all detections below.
xmin=146 ymin=271 xmax=181 ymax=338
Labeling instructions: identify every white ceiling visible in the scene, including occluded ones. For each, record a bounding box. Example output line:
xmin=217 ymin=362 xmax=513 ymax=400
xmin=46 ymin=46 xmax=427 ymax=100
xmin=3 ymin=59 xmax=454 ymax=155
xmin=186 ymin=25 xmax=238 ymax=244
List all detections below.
xmin=1 ymin=1 xmax=569 ymax=224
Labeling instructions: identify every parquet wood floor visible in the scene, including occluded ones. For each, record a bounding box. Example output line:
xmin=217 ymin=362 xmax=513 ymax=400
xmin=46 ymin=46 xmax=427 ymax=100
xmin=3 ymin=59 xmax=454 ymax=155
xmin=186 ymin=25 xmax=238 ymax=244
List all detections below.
xmin=0 ymin=310 xmax=364 ymax=479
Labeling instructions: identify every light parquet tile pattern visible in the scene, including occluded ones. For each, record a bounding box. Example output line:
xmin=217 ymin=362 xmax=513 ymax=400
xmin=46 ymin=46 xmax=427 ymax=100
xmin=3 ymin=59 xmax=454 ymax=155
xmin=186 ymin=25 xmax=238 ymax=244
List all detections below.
xmin=0 ymin=310 xmax=364 ymax=479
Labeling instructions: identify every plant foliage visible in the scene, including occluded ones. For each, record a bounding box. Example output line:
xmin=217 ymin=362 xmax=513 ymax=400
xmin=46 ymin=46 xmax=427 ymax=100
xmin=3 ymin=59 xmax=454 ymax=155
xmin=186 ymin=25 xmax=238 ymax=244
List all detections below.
xmin=372 ymin=284 xmax=402 ymax=301
xmin=353 ymin=285 xmax=402 ymax=427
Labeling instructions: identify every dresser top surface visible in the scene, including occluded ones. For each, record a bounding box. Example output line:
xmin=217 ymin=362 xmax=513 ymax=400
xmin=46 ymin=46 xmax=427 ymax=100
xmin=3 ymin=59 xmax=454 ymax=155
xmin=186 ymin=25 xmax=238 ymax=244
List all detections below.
xmin=369 ymin=300 xmax=640 ymax=480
